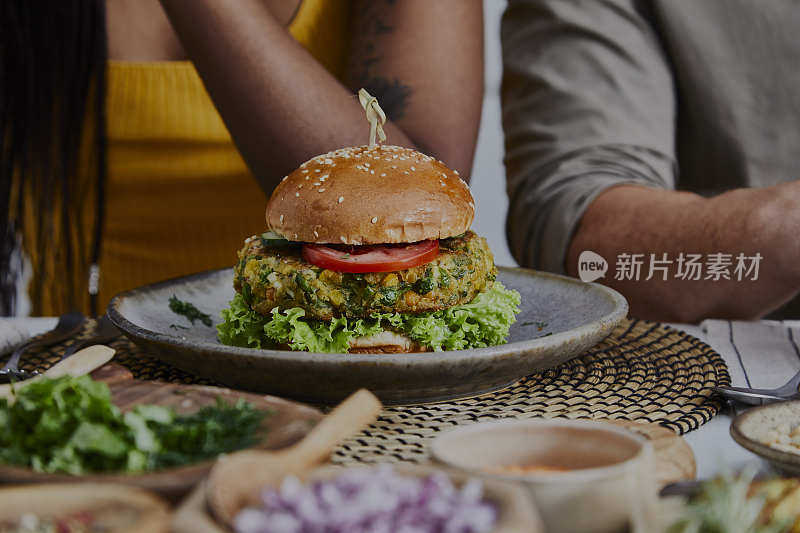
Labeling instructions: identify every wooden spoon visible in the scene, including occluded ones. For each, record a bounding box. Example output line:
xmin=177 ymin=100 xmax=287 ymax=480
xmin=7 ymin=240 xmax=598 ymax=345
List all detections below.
xmin=0 ymin=345 xmax=115 ymax=402
xmin=207 ymin=388 xmax=382 ymax=528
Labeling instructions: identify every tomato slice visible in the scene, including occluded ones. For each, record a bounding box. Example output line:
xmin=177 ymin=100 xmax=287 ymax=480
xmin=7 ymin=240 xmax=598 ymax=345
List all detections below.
xmin=302 ymin=240 xmax=440 ymax=273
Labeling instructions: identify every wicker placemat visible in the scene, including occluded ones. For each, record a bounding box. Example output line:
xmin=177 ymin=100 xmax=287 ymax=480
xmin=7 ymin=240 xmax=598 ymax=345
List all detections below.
xmin=7 ymin=318 xmax=729 ymax=465
xmin=10 ymin=320 xmax=218 ymax=386
xmin=331 ymin=319 xmax=730 ymax=465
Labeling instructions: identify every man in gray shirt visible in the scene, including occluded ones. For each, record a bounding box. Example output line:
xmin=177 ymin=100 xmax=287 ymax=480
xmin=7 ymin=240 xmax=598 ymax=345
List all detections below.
xmin=502 ymin=0 xmax=800 ymax=321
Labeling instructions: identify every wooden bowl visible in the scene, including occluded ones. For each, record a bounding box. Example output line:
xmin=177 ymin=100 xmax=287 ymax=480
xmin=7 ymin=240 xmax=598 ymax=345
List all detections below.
xmin=175 ymin=463 xmax=542 ymax=533
xmin=0 ymin=380 xmax=322 ymax=501
xmin=0 ymin=483 xmax=170 ymax=532
xmin=431 ymin=419 xmax=659 ymax=533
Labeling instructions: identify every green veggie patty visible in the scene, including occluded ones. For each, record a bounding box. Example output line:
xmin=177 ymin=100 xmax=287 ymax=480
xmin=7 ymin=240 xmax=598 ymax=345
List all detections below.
xmin=219 ymin=231 xmax=521 ymax=353
xmin=233 ymin=231 xmax=497 ymax=321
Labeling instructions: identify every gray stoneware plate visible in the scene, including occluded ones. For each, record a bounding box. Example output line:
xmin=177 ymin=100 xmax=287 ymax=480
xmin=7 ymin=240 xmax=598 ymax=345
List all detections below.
xmin=107 ymin=267 xmax=628 ymax=405
xmin=731 ymin=400 xmax=800 ymax=475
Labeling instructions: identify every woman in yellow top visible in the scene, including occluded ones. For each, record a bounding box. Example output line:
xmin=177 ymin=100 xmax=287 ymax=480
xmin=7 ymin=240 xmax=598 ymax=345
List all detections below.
xmin=0 ymin=0 xmax=483 ymax=316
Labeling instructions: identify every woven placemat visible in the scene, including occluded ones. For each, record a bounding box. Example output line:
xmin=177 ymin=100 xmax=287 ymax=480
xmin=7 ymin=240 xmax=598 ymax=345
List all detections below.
xmin=331 ymin=318 xmax=730 ymax=465
xmin=7 ymin=318 xmax=729 ymax=465
xmin=9 ymin=320 xmax=218 ymax=386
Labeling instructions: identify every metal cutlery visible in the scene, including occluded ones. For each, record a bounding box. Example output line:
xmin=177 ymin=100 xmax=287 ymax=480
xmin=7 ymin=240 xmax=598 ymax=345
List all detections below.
xmin=0 ymin=345 xmax=115 ymax=401
xmin=713 ymin=369 xmax=800 ymax=405
xmin=0 ymin=311 xmax=86 ymax=384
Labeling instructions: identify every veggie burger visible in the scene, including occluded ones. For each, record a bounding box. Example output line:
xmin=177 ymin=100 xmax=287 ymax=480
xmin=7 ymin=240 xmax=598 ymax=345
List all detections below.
xmin=217 ymin=145 xmax=521 ymax=353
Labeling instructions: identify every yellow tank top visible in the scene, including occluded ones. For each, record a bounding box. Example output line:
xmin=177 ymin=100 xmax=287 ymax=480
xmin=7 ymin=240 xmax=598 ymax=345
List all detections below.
xmin=27 ymin=0 xmax=349 ymax=316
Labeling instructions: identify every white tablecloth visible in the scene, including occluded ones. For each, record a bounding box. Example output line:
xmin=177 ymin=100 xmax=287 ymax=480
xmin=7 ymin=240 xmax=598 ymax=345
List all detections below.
xmin=1 ymin=317 xmax=791 ymax=480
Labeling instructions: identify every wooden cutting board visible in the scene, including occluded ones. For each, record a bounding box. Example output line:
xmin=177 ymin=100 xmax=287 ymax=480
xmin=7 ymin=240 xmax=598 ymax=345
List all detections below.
xmin=0 ymin=363 xmax=323 ymax=501
xmin=609 ymin=420 xmax=696 ymax=487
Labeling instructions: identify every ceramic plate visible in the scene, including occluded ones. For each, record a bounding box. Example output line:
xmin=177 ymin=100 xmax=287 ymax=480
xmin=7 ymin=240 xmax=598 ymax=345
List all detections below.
xmin=108 ymin=267 xmax=628 ymax=405
xmin=731 ymin=400 xmax=800 ymax=475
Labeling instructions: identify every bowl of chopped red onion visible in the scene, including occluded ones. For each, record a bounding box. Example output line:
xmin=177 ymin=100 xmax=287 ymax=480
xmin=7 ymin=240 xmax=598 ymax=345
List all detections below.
xmin=227 ymin=464 xmax=541 ymax=533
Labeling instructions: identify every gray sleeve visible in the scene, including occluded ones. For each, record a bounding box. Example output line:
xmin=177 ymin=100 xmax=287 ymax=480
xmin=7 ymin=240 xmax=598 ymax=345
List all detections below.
xmin=502 ymin=0 xmax=677 ymax=273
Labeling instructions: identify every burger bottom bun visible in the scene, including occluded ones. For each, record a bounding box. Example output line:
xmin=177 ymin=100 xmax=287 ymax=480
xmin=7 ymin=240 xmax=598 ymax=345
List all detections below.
xmin=274 ymin=330 xmax=428 ymax=353
xmin=348 ymin=330 xmax=428 ymax=354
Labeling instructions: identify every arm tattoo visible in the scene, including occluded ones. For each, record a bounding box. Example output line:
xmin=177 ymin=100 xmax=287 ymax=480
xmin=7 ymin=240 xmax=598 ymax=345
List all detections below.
xmin=349 ymin=0 xmax=412 ymax=121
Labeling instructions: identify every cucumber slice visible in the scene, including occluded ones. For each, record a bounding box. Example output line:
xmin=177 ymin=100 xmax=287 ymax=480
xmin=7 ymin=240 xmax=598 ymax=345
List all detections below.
xmin=260 ymin=230 xmax=292 ymax=247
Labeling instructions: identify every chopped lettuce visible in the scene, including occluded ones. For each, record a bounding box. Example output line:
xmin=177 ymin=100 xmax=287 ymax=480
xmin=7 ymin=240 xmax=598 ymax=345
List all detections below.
xmin=0 ymin=375 xmax=266 ymax=474
xmin=217 ymin=282 xmax=521 ymax=353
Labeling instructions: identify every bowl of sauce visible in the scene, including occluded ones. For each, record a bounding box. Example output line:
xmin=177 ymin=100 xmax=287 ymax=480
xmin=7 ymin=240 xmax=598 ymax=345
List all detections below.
xmin=430 ymin=419 xmax=658 ymax=533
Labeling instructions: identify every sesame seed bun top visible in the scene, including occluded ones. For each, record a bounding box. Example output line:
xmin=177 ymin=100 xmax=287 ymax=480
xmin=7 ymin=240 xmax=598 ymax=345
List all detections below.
xmin=265 ymin=145 xmax=475 ymax=245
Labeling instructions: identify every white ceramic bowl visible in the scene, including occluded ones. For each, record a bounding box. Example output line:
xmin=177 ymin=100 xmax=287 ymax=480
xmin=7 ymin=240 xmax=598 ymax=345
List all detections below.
xmin=430 ymin=419 xmax=659 ymax=533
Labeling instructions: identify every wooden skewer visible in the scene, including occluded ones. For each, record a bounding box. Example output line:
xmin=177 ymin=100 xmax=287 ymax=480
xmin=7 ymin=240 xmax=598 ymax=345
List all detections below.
xmin=206 ymin=388 xmax=383 ymax=528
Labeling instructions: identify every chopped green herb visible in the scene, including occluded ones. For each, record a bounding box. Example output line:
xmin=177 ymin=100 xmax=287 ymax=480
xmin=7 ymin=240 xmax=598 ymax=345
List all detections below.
xmin=258 ymin=266 xmax=274 ymax=284
xmin=0 ymin=376 xmax=267 ymax=474
xmin=414 ymin=276 xmax=437 ymax=295
xmin=169 ymin=295 xmax=213 ymax=327
xmin=295 ymin=273 xmax=314 ymax=295
xmin=378 ymin=286 xmax=400 ymax=306
xmin=241 ymin=281 xmax=253 ymax=305
xmin=340 ymin=253 xmax=351 ymax=259
xmin=521 ymin=320 xmax=548 ymax=330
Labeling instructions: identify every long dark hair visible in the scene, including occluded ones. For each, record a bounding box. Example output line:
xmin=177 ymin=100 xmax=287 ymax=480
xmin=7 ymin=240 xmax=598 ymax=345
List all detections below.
xmin=0 ymin=1 xmax=107 ymax=315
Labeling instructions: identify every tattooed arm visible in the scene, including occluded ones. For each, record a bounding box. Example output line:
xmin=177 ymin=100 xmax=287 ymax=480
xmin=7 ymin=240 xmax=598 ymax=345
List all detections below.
xmin=159 ymin=0 xmax=483 ymax=192
xmin=346 ymin=1 xmax=484 ymax=176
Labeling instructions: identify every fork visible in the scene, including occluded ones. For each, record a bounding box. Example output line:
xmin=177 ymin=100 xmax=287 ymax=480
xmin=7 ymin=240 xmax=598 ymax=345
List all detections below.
xmin=713 ymin=369 xmax=800 ymax=405
xmin=0 ymin=311 xmax=87 ymax=384
xmin=61 ymin=314 xmax=121 ymax=359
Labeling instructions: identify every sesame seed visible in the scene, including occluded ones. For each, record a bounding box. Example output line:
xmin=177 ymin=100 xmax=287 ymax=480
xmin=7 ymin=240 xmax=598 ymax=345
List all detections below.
xmin=313 ymin=182 xmax=320 ymax=186
xmin=302 ymin=169 xmax=308 ymax=173
xmin=391 ymin=165 xmax=397 ymax=169
xmin=281 ymin=176 xmax=287 ymax=181
xmin=364 ymin=162 xmax=370 ymax=167
xmin=411 ymin=166 xmax=416 ymax=171
xmin=296 ymin=192 xmax=300 ymax=197
xmin=315 ymin=169 xmax=320 ymax=173
xmin=371 ymin=216 xmax=378 ymax=224
xmin=320 ymin=174 xmax=328 ymax=181
xmin=340 ymin=236 xmax=347 ymax=243
xmin=381 ymin=173 xmax=386 ymax=177
xmin=338 ymin=196 xmax=344 ymax=203
xmin=319 ymin=188 xmax=326 ymax=192
xmin=305 ymin=176 xmax=310 ymax=180
xmin=324 ymin=158 xmax=333 ymax=164
xmin=440 ymin=181 xmax=446 ymax=186
xmin=370 ymin=169 xmax=375 ymax=174
xmin=297 ymin=184 xmax=303 ymax=188
xmin=454 ymin=170 xmax=460 ymax=175
xmin=279 ymin=214 xmax=284 ymax=224
xmin=314 ymin=230 xmax=319 ymax=238
xmin=404 ymin=171 xmax=409 ymax=174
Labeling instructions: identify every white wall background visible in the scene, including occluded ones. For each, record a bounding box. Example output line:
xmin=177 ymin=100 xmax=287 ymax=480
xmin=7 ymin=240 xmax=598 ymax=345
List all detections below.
xmin=470 ymin=0 xmax=516 ymax=267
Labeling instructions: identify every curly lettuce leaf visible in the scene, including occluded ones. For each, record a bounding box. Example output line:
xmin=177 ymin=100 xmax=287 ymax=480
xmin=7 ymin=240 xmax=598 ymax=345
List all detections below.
xmin=217 ymin=282 xmax=521 ymax=353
